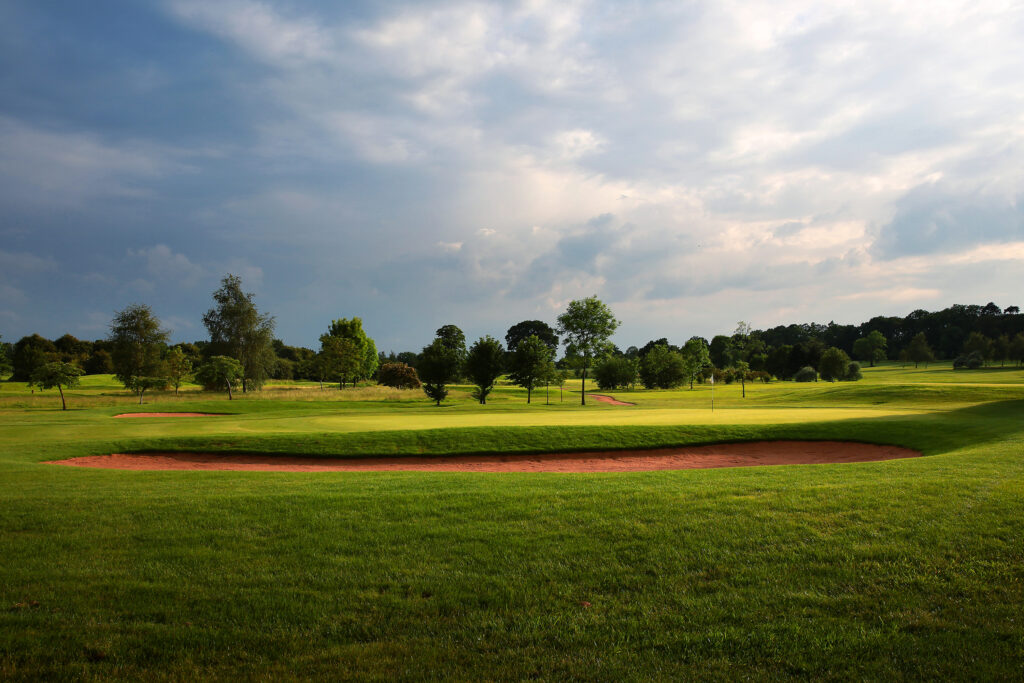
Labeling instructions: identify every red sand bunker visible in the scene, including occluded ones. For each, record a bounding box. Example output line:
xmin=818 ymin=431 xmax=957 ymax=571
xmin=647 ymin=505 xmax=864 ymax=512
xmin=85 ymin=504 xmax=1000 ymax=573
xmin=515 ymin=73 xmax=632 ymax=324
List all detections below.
xmin=588 ymin=394 xmax=636 ymax=406
xmin=46 ymin=441 xmax=919 ymax=473
xmin=114 ymin=413 xmax=226 ymax=418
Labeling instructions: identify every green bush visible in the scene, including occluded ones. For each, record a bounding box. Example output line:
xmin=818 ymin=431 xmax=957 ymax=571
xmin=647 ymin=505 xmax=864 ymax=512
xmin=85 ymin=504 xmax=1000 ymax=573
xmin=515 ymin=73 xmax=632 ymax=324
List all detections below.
xmin=794 ymin=366 xmax=817 ymax=382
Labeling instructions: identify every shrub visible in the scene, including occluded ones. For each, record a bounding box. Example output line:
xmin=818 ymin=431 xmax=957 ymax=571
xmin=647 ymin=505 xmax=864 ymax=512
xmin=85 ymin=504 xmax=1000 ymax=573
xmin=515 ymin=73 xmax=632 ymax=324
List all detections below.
xmin=750 ymin=370 xmax=772 ymax=383
xmin=845 ymin=361 xmax=863 ymax=381
xmin=378 ymin=362 xmax=421 ymax=389
xmin=953 ymin=351 xmax=984 ymax=370
xmin=794 ymin=366 xmax=817 ymax=382
xmin=818 ymin=347 xmax=851 ymax=382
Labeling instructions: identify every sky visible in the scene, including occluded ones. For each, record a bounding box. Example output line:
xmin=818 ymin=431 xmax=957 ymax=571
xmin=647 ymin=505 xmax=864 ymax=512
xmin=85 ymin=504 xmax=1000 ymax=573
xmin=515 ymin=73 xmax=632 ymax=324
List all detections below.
xmin=1 ymin=0 xmax=1022 ymax=352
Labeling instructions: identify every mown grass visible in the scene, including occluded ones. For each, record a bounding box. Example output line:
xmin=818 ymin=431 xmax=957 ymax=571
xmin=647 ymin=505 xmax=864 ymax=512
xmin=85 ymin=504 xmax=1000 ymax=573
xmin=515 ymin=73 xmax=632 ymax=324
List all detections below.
xmin=1 ymin=366 xmax=1023 ymax=679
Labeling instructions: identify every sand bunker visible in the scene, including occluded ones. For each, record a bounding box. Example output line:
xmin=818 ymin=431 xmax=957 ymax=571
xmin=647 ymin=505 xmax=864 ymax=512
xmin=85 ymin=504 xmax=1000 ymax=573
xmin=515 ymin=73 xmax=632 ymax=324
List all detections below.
xmin=114 ymin=413 xmax=227 ymax=418
xmin=588 ymin=394 xmax=636 ymax=406
xmin=46 ymin=441 xmax=919 ymax=473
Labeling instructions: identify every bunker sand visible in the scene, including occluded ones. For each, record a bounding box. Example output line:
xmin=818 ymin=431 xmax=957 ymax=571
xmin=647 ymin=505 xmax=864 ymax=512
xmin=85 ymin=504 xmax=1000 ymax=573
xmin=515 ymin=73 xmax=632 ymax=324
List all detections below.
xmin=47 ymin=441 xmax=919 ymax=473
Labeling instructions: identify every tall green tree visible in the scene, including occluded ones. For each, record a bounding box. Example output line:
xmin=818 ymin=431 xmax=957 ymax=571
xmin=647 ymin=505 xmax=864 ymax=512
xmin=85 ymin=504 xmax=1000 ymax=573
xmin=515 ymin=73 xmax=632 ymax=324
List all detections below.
xmin=29 ymin=361 xmax=83 ymax=410
xmin=818 ymin=348 xmax=850 ymax=382
xmin=508 ymin=334 xmax=555 ymax=403
xmin=593 ymin=355 xmax=637 ymax=391
xmin=165 ymin=346 xmax=193 ymax=396
xmin=109 ymin=303 xmax=169 ymax=400
xmin=638 ymin=344 xmax=686 ymax=389
xmin=11 ymin=334 xmax=57 ymax=381
xmin=465 ymin=336 xmax=505 ymax=404
xmin=681 ymin=337 xmax=711 ymax=389
xmin=852 ymin=330 xmax=888 ymax=367
xmin=325 ymin=317 xmax=378 ymax=382
xmin=906 ymin=333 xmax=936 ymax=368
xmin=202 ymin=274 xmax=276 ymax=392
xmin=961 ymin=332 xmax=993 ymax=365
xmin=418 ymin=338 xmax=461 ymax=406
xmin=1010 ymin=333 xmax=1024 ymax=367
xmin=434 ymin=324 xmax=467 ymax=377
xmin=556 ymin=296 xmax=619 ymax=405
xmin=505 ymin=320 xmax=559 ymax=353
xmin=0 ymin=334 xmax=12 ymax=377
xmin=319 ymin=335 xmax=363 ymax=388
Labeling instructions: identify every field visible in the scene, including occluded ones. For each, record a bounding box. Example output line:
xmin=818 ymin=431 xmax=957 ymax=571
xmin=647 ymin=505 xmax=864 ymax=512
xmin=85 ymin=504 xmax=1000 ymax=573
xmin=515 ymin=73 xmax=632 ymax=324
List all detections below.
xmin=1 ymin=363 xmax=1023 ymax=679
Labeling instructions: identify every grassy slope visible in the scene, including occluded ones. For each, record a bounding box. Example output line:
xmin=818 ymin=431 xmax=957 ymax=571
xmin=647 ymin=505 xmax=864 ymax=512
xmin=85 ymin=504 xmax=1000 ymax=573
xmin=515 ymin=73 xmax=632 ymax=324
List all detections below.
xmin=1 ymin=364 xmax=1023 ymax=680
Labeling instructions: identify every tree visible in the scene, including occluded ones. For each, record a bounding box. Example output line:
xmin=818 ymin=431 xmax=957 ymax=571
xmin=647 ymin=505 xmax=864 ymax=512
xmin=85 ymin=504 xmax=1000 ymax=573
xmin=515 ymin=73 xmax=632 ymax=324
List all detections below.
xmin=1010 ymin=333 xmax=1024 ymax=367
xmin=195 ymin=356 xmax=244 ymax=400
xmin=377 ymin=363 xmax=421 ymax=389
xmin=319 ymin=335 xmax=363 ymax=388
xmin=992 ymin=335 xmax=1011 ymax=367
xmin=29 ymin=362 xmax=83 ymax=410
xmin=556 ymin=296 xmax=619 ymax=405
xmin=165 ymin=346 xmax=193 ymax=396
xmin=681 ymin=337 xmax=711 ymax=389
xmin=0 ymin=334 xmax=12 ymax=378
xmin=203 ymin=274 xmax=276 ymax=392
xmin=709 ymin=335 xmax=735 ymax=369
xmin=465 ymin=336 xmax=505 ymax=404
xmin=961 ymin=332 xmax=993 ymax=365
xmin=435 ymin=324 xmax=467 ymax=376
xmin=818 ymin=347 xmax=850 ymax=382
xmin=734 ymin=359 xmax=751 ymax=397
xmin=418 ymin=338 xmax=461 ymax=406
xmin=852 ymin=330 xmax=887 ymax=367
xmin=11 ymin=334 xmax=57 ymax=382
xmin=593 ymin=355 xmax=637 ymax=390
xmin=109 ymin=304 xmax=169 ymax=400
xmin=846 ymin=361 xmax=863 ymax=381
xmin=505 ymin=320 xmax=559 ymax=353
xmin=638 ymin=345 xmax=686 ymax=389
xmin=325 ymin=317 xmax=378 ymax=382
xmin=906 ymin=333 xmax=936 ymax=368
xmin=508 ymin=334 xmax=555 ymax=403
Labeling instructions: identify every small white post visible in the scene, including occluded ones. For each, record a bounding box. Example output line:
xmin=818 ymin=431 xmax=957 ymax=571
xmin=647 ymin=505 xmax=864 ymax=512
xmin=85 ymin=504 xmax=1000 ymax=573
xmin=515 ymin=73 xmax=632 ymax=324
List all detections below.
xmin=710 ymin=373 xmax=714 ymax=412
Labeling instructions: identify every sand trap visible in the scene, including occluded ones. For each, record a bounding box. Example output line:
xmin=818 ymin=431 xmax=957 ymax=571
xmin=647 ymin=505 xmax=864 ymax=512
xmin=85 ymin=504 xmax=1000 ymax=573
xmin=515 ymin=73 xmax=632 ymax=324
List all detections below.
xmin=588 ymin=394 xmax=636 ymax=406
xmin=46 ymin=441 xmax=919 ymax=473
xmin=114 ymin=413 xmax=227 ymax=418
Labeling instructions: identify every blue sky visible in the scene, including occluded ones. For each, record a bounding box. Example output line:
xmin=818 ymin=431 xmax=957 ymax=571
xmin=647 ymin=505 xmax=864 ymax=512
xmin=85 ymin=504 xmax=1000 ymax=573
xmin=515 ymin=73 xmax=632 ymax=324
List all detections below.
xmin=1 ymin=0 xmax=1022 ymax=352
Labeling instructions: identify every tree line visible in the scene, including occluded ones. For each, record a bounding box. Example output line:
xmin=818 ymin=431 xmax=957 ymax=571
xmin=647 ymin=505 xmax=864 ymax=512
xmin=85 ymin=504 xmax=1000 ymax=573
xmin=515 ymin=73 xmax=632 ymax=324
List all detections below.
xmin=2 ymin=290 xmax=1023 ymax=409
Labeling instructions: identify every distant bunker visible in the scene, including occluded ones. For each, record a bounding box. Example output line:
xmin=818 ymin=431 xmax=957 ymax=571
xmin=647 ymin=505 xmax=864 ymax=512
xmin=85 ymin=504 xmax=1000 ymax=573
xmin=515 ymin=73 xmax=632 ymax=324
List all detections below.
xmin=48 ymin=441 xmax=920 ymax=473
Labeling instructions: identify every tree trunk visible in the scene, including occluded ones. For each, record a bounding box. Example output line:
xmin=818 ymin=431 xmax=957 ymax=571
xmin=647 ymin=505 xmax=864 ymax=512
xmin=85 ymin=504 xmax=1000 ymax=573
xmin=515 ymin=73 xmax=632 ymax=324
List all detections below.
xmin=527 ymin=387 xmax=531 ymax=404
xmin=741 ymin=378 xmax=745 ymax=398
xmin=138 ymin=388 xmax=145 ymax=405
xmin=58 ymin=384 xmax=66 ymax=411
xmin=226 ymin=380 xmax=233 ymax=400
xmin=581 ymin=366 xmax=587 ymax=405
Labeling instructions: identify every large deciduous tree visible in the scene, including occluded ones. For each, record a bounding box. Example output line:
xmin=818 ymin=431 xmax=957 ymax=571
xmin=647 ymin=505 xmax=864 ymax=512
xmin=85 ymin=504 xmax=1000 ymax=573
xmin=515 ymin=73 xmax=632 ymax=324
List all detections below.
xmin=11 ymin=334 xmax=57 ymax=382
xmin=202 ymin=274 xmax=276 ymax=392
xmin=818 ymin=347 xmax=850 ymax=382
xmin=557 ymin=296 xmax=619 ymax=405
xmin=852 ymin=330 xmax=888 ymax=367
xmin=638 ymin=344 xmax=686 ymax=389
xmin=418 ymin=338 xmax=461 ymax=406
xmin=465 ymin=336 xmax=505 ymax=404
xmin=319 ymin=335 xmax=363 ymax=388
xmin=508 ymin=334 xmax=554 ymax=403
xmin=505 ymin=320 xmax=559 ymax=353
xmin=324 ymin=317 xmax=379 ymax=382
xmin=29 ymin=361 xmax=83 ymax=410
xmin=681 ymin=337 xmax=711 ymax=389
xmin=109 ymin=303 xmax=169 ymax=402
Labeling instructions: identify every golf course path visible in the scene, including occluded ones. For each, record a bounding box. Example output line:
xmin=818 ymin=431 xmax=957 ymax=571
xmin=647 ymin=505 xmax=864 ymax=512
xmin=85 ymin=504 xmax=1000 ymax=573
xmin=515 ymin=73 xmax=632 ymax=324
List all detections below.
xmin=47 ymin=441 xmax=920 ymax=473
xmin=588 ymin=394 xmax=636 ymax=406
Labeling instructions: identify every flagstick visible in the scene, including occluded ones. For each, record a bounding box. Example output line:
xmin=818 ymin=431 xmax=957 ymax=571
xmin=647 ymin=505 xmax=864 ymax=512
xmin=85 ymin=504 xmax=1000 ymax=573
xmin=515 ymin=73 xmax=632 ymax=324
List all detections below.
xmin=710 ymin=373 xmax=715 ymax=412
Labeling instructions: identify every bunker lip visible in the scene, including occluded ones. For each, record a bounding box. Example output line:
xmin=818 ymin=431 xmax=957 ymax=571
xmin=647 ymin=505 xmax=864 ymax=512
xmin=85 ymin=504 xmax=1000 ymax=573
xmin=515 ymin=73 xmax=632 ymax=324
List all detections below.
xmin=113 ymin=413 xmax=229 ymax=418
xmin=45 ymin=441 xmax=920 ymax=473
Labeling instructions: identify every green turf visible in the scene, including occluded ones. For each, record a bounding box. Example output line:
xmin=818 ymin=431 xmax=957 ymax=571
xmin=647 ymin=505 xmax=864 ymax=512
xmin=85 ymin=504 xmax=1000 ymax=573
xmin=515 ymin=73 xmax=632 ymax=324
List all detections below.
xmin=1 ymin=366 xmax=1023 ymax=679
